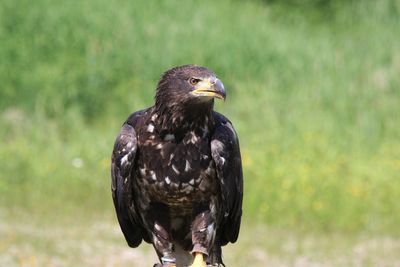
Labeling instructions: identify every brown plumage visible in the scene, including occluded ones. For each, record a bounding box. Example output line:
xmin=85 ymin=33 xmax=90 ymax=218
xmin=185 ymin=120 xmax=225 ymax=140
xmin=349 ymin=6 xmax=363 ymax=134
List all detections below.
xmin=111 ymin=65 xmax=243 ymax=267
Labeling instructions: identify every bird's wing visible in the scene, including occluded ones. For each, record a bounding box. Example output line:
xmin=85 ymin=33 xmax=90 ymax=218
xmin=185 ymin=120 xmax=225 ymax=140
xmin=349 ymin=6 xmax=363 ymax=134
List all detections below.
xmin=111 ymin=110 xmax=147 ymax=247
xmin=211 ymin=112 xmax=243 ymax=245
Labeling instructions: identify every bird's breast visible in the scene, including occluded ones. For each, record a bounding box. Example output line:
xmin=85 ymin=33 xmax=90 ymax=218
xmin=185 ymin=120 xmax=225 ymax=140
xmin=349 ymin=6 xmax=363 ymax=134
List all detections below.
xmin=136 ymin=129 xmax=218 ymax=206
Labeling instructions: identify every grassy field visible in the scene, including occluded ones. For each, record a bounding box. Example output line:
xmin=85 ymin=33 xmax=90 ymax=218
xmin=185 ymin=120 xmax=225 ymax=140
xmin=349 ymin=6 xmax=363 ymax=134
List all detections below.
xmin=1 ymin=0 xmax=400 ymax=266
xmin=2 ymin=215 xmax=400 ymax=267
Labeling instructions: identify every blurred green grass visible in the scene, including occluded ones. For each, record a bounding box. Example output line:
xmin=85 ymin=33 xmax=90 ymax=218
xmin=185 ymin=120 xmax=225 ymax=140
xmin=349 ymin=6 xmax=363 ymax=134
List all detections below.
xmin=1 ymin=0 xmax=400 ymax=235
xmin=2 ymin=217 xmax=400 ymax=267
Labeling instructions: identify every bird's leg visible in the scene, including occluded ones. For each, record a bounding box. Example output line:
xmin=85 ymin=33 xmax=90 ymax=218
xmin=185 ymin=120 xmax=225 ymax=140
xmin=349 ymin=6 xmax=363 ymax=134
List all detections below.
xmin=153 ymin=257 xmax=176 ymax=267
xmin=152 ymin=221 xmax=176 ymax=267
xmin=189 ymin=211 xmax=215 ymax=267
xmin=189 ymin=252 xmax=207 ymax=267
xmin=146 ymin=205 xmax=176 ymax=266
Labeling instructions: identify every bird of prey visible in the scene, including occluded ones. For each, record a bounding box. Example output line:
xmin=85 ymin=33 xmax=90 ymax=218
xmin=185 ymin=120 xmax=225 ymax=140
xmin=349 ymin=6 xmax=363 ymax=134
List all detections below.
xmin=111 ymin=65 xmax=243 ymax=267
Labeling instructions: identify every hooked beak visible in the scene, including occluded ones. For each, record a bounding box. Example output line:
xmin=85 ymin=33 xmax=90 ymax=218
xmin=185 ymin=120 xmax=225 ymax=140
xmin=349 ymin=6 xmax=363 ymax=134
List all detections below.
xmin=192 ymin=78 xmax=226 ymax=100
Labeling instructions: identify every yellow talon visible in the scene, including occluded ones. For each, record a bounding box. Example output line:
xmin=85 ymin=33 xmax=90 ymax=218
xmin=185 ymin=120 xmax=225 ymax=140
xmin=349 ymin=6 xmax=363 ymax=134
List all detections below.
xmin=189 ymin=252 xmax=207 ymax=267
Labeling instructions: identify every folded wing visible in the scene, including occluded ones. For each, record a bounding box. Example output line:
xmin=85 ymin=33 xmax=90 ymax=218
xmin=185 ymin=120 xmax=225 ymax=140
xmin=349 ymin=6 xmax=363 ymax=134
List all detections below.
xmin=211 ymin=112 xmax=243 ymax=245
xmin=111 ymin=111 xmax=147 ymax=247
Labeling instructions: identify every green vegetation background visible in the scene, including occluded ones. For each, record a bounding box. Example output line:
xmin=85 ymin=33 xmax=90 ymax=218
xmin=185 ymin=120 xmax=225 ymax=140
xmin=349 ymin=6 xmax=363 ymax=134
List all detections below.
xmin=1 ymin=0 xmax=399 ymax=235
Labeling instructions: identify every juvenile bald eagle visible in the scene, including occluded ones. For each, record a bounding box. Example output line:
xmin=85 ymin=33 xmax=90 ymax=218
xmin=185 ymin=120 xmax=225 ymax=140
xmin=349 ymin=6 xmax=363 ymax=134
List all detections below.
xmin=111 ymin=65 xmax=243 ymax=267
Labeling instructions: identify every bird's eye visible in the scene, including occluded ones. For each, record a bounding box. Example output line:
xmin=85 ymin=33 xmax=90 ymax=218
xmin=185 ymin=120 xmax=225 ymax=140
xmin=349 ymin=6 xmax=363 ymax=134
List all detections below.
xmin=189 ymin=78 xmax=201 ymax=85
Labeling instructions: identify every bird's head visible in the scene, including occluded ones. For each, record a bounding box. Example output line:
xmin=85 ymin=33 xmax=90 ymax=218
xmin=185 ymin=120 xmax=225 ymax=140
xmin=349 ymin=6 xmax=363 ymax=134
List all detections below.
xmin=155 ymin=65 xmax=226 ymax=109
